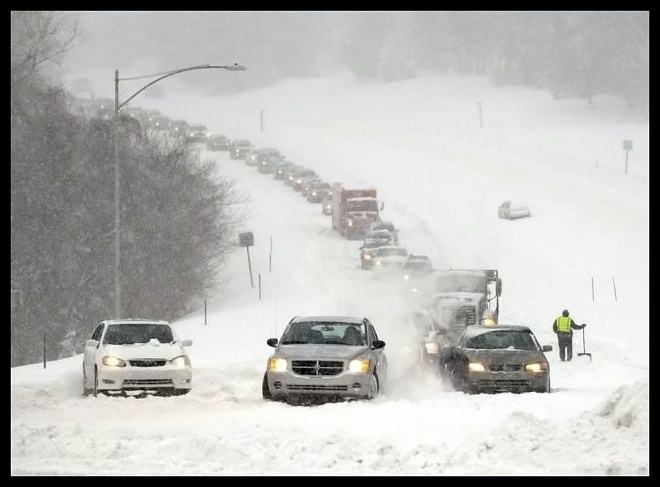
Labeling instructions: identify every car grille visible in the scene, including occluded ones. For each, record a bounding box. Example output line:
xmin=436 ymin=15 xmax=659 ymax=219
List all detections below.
xmin=123 ymin=379 xmax=173 ymax=386
xmin=129 ymin=359 xmax=166 ymax=367
xmin=472 ymin=379 xmax=532 ymax=389
xmin=291 ymin=360 xmax=344 ymax=376
xmin=488 ymin=364 xmax=523 ymax=371
xmin=286 ymin=384 xmax=348 ymax=391
xmin=441 ymin=306 xmax=476 ymax=325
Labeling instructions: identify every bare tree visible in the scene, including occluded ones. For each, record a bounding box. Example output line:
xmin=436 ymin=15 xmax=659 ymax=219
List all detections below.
xmin=11 ymin=11 xmax=78 ymax=88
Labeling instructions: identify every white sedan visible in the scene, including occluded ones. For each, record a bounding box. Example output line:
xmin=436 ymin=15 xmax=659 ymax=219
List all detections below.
xmin=82 ymin=319 xmax=193 ymax=397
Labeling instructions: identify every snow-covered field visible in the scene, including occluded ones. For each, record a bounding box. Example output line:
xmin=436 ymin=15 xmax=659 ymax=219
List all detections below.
xmin=12 ymin=72 xmax=648 ymax=475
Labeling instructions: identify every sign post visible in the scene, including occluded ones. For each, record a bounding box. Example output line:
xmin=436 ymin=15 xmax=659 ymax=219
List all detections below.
xmin=623 ymin=139 xmax=633 ymax=175
xmin=239 ymin=232 xmax=255 ymax=288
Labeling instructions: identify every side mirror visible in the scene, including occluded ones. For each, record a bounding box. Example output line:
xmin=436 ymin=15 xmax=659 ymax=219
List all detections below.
xmin=181 ymin=339 xmax=193 ymax=347
xmin=496 ymin=278 xmax=502 ymax=297
xmin=373 ymin=340 xmax=386 ymax=349
xmin=86 ymin=339 xmax=97 ymax=348
xmin=266 ymin=338 xmax=278 ymax=347
xmin=542 ymin=345 xmax=553 ymax=352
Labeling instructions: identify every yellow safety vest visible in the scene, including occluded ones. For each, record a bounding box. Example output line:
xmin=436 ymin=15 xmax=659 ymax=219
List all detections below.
xmin=557 ymin=316 xmax=572 ymax=333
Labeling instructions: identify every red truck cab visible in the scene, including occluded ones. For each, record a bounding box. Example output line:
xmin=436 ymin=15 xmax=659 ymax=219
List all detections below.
xmin=331 ymin=184 xmax=382 ymax=239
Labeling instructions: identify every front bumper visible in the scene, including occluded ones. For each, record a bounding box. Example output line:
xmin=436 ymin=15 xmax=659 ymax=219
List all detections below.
xmin=266 ymin=369 xmax=372 ymax=399
xmin=97 ymin=365 xmax=192 ymax=391
xmin=464 ymin=370 xmax=547 ymax=392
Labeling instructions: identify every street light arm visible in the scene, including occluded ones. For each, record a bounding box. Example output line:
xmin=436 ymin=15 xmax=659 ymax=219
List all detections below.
xmin=116 ymin=64 xmax=245 ymax=113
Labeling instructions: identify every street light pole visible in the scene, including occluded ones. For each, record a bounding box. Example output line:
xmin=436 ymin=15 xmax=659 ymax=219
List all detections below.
xmin=111 ymin=63 xmax=246 ymax=318
xmin=113 ymin=69 xmax=122 ymax=318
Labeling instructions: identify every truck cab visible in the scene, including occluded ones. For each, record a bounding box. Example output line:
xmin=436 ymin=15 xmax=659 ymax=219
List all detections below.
xmin=430 ymin=270 xmax=502 ymax=344
xmin=331 ymin=184 xmax=383 ymax=240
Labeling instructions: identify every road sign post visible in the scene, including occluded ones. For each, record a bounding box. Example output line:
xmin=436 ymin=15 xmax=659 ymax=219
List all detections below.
xmin=239 ymin=232 xmax=255 ymax=288
xmin=623 ymin=139 xmax=633 ymax=175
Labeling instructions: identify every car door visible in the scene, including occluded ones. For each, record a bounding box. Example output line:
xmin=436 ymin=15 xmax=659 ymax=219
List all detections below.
xmin=84 ymin=323 xmax=104 ymax=379
xmin=369 ymin=324 xmax=387 ymax=382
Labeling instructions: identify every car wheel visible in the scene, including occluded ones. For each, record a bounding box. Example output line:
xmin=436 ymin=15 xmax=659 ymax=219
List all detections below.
xmin=540 ymin=376 xmax=551 ymax=393
xmin=262 ymin=373 xmax=272 ymax=400
xmin=82 ymin=365 xmax=91 ymax=397
xmin=367 ymin=373 xmax=379 ymax=400
xmin=171 ymin=389 xmax=190 ymax=396
xmin=93 ymin=367 xmax=98 ymax=398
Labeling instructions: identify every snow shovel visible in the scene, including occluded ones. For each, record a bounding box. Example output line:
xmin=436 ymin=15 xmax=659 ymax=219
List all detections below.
xmin=577 ymin=325 xmax=592 ymax=361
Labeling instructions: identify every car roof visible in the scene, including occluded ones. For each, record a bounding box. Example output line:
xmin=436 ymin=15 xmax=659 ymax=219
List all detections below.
xmin=462 ymin=325 xmax=532 ymax=337
xmin=101 ymin=319 xmax=171 ymax=326
xmin=290 ymin=316 xmax=366 ymax=324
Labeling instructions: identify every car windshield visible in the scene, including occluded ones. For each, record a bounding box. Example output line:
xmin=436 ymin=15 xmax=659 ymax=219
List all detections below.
xmin=463 ymin=331 xmax=538 ymax=351
xmin=435 ymin=274 xmax=485 ymax=293
xmin=348 ymin=199 xmax=379 ymax=212
xmin=363 ymin=239 xmax=384 ymax=248
xmin=373 ymin=223 xmax=395 ymax=232
xmin=103 ymin=323 xmax=174 ymax=345
xmin=281 ymin=321 xmax=367 ymax=346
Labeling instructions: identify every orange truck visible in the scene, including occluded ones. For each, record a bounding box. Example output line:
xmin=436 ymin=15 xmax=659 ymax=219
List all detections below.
xmin=331 ymin=184 xmax=382 ymax=239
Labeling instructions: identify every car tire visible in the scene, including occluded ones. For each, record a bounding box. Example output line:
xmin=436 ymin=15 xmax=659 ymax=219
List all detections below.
xmin=82 ymin=365 xmax=91 ymax=397
xmin=262 ymin=373 xmax=272 ymax=400
xmin=171 ymin=389 xmax=191 ymax=396
xmin=93 ymin=366 xmax=99 ymax=398
xmin=367 ymin=373 xmax=379 ymax=400
xmin=538 ymin=376 xmax=551 ymax=393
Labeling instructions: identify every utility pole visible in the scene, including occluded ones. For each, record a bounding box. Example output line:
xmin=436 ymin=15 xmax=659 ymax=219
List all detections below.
xmin=260 ymin=110 xmax=264 ymax=133
xmin=113 ymin=69 xmax=122 ymax=319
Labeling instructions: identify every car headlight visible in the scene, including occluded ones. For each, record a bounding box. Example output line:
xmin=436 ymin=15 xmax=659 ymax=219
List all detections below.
xmin=170 ymin=355 xmax=191 ymax=368
xmin=312 ymin=192 xmax=317 ymax=196
xmin=268 ymin=357 xmax=287 ymax=372
xmin=525 ymin=363 xmax=548 ymax=373
xmin=375 ymin=260 xmax=382 ymax=266
xmin=288 ymin=176 xmax=293 ymax=181
xmin=403 ymin=274 xmax=410 ymax=280
xmin=425 ymin=342 xmax=440 ymax=354
xmin=411 ymin=287 xmax=419 ymax=293
xmin=348 ymin=358 xmax=370 ymax=373
xmin=347 ymin=220 xmax=353 ymax=226
xmin=102 ymin=355 xmax=126 ymax=367
xmin=296 ymin=179 xmax=302 ymax=184
xmin=468 ymin=362 xmax=485 ymax=372
xmin=364 ymin=254 xmax=371 ymax=260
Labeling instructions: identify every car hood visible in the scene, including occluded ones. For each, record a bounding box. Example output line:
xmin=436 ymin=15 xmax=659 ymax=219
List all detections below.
xmin=277 ymin=344 xmax=368 ymax=360
xmin=102 ymin=343 xmax=185 ymax=360
xmin=464 ymin=348 xmax=546 ymax=365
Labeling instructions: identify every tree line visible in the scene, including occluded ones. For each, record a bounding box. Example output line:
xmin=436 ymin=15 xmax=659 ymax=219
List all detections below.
xmin=11 ymin=12 xmax=245 ymax=366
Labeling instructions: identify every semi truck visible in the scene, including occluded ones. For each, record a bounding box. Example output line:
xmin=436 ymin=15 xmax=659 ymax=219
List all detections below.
xmin=429 ymin=269 xmax=502 ymax=343
xmin=331 ymin=184 xmax=382 ymax=240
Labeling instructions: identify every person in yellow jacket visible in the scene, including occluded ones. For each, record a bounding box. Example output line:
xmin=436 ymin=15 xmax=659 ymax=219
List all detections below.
xmin=552 ymin=309 xmax=586 ymax=361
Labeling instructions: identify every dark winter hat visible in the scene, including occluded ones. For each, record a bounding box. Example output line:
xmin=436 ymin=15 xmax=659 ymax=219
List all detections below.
xmin=562 ymin=309 xmax=569 ymax=317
